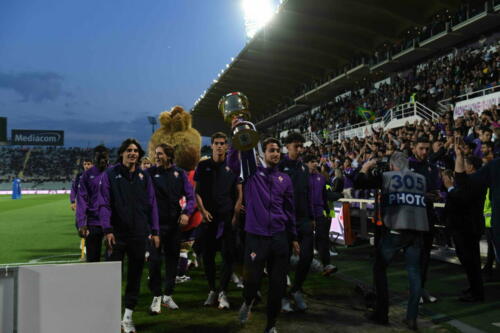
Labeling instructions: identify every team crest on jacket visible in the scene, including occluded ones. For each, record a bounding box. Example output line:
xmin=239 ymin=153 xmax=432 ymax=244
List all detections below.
xmin=138 ymin=173 xmax=144 ymax=180
xmin=250 ymin=252 xmax=257 ymax=261
xmin=174 ymin=171 xmax=179 ymax=178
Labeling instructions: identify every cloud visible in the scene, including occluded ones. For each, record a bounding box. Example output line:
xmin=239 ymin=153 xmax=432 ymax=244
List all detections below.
xmin=0 ymin=71 xmax=70 ymax=103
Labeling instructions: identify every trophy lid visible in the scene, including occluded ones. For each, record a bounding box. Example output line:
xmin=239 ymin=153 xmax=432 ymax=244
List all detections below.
xmin=218 ymin=92 xmax=250 ymax=121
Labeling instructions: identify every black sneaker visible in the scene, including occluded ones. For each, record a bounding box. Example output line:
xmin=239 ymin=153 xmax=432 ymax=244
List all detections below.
xmin=365 ymin=312 xmax=388 ymax=325
xmin=403 ymin=318 xmax=418 ymax=331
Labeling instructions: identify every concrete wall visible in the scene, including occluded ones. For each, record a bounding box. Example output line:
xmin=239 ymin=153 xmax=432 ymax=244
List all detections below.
xmin=17 ymin=262 xmax=121 ymax=333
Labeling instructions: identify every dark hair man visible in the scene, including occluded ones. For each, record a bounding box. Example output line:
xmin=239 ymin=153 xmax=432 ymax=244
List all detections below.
xmin=408 ymin=136 xmax=439 ymax=304
xmin=76 ymin=145 xmax=109 ymax=262
xmin=473 ymin=127 xmax=492 ymax=158
xmin=443 ymin=153 xmax=486 ymax=302
xmin=481 ymin=141 xmax=495 ymax=163
xmin=303 ymin=155 xmax=336 ymax=275
xmin=98 ymin=138 xmax=160 ymax=333
xmin=147 ymin=143 xmax=195 ymax=314
xmin=355 ymin=152 xmax=428 ymax=331
xmin=70 ymin=158 xmax=93 ymax=211
xmin=227 ymin=130 xmax=299 ymax=333
xmin=194 ymin=132 xmax=242 ymax=309
xmin=279 ymin=132 xmax=314 ymax=312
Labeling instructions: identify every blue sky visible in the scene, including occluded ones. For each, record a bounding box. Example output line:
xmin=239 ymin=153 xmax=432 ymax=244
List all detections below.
xmin=0 ymin=0 xmax=263 ymax=147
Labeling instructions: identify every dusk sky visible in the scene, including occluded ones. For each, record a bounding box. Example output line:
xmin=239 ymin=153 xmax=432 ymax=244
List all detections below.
xmin=0 ymin=0 xmax=278 ymax=147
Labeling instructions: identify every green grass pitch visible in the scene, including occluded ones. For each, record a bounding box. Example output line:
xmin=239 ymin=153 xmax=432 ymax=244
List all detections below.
xmin=1 ymin=195 xmax=498 ymax=332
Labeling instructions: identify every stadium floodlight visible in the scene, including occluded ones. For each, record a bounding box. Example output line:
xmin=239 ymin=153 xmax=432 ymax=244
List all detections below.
xmin=242 ymin=0 xmax=276 ymax=39
xmin=147 ymin=116 xmax=157 ymax=134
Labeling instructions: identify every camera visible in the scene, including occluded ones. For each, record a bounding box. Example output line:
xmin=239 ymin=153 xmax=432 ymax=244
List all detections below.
xmin=371 ymin=156 xmax=390 ymax=177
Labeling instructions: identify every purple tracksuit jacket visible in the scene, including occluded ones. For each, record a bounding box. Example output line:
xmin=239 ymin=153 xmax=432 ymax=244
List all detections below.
xmin=227 ymin=147 xmax=297 ymax=239
xmin=76 ymin=166 xmax=106 ymax=229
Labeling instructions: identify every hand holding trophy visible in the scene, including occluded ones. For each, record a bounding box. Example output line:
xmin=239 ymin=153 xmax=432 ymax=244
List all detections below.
xmin=218 ymin=92 xmax=259 ymax=151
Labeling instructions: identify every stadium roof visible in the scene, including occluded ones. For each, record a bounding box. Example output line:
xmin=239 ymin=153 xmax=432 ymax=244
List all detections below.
xmin=191 ymin=0 xmax=462 ymax=136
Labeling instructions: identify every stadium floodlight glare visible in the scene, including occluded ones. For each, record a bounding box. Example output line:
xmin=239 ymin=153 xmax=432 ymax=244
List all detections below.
xmin=242 ymin=0 xmax=275 ymax=39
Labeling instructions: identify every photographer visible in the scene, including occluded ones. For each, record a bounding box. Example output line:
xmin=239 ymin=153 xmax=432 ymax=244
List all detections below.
xmin=354 ymin=152 xmax=428 ymax=331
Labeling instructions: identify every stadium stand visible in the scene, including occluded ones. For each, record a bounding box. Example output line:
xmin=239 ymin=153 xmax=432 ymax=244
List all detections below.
xmin=0 ymin=147 xmax=118 ymax=189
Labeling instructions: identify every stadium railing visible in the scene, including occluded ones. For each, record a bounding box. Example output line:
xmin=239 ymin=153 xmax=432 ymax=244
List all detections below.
xmin=328 ymin=101 xmax=439 ymax=141
xmin=438 ymin=84 xmax=500 ymax=111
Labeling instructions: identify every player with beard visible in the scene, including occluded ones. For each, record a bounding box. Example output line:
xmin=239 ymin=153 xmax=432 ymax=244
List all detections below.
xmin=147 ymin=143 xmax=195 ymax=313
xmin=76 ymin=145 xmax=109 ymax=262
xmin=227 ymin=131 xmax=299 ymax=333
xmin=98 ymin=138 xmax=160 ymax=333
xmin=408 ymin=136 xmax=439 ymax=304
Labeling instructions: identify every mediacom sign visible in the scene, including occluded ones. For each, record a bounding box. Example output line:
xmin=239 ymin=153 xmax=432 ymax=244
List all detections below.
xmin=11 ymin=129 xmax=64 ymax=146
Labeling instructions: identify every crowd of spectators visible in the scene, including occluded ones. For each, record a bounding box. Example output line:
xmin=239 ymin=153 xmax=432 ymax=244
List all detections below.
xmin=301 ymin=106 xmax=498 ymax=186
xmin=0 ymin=147 xmax=118 ymax=183
xmin=271 ymin=36 xmax=499 ymax=139
xmin=275 ymin=0 xmax=495 ymax=107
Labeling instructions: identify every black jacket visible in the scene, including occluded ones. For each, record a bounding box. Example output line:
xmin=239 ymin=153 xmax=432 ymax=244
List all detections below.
xmin=278 ymin=156 xmax=313 ymax=220
xmin=194 ymin=158 xmax=239 ymax=216
xmin=444 ymin=173 xmax=486 ymax=235
xmin=147 ymin=165 xmax=195 ymax=228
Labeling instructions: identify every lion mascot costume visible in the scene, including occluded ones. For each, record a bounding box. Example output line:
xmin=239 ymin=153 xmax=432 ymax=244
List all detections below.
xmin=148 ymin=105 xmax=201 ymax=171
xmin=147 ymin=105 xmax=203 ymax=276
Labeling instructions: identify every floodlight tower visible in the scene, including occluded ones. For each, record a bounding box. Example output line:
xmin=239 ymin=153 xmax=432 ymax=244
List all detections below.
xmin=147 ymin=116 xmax=157 ymax=134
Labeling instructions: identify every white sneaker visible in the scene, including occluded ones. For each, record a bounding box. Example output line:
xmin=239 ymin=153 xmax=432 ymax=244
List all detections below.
xmin=281 ymin=297 xmax=293 ymax=313
xmin=218 ymin=291 xmax=230 ymax=309
xmin=265 ymin=327 xmax=278 ymax=333
xmin=292 ymin=291 xmax=307 ymax=311
xmin=239 ymin=301 xmax=252 ymax=324
xmin=150 ymin=296 xmax=162 ymax=315
xmin=162 ymin=295 xmax=179 ymax=309
xmin=421 ymin=289 xmax=438 ymax=303
xmin=204 ymin=290 xmax=217 ymax=306
xmin=175 ymin=275 xmax=191 ymax=284
xmin=121 ymin=319 xmax=136 ymax=333
xmin=322 ymin=264 xmax=338 ymax=276
xmin=232 ymin=273 xmax=244 ymax=288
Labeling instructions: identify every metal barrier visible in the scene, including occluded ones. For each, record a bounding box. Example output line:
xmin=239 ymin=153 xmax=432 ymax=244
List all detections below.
xmin=336 ymin=198 xmax=488 ymax=265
